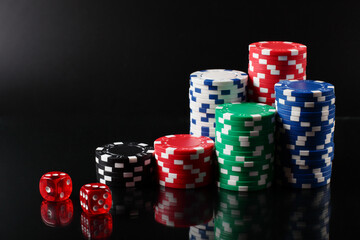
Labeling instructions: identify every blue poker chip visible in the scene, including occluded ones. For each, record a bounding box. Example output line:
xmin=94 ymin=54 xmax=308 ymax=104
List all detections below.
xmin=190 ymin=125 xmax=213 ymax=133
xmin=282 ymin=169 xmax=332 ymax=179
xmin=280 ymin=142 xmax=334 ymax=152
xmin=189 ymin=101 xmax=217 ymax=109
xmin=190 ymin=110 xmax=216 ymax=119
xmin=274 ymin=80 xmax=335 ymax=97
xmin=276 ymin=121 xmax=335 ymax=132
xmin=280 ymin=156 xmax=333 ymax=167
xmin=190 ymin=94 xmax=228 ymax=105
xmin=275 ymin=92 xmax=335 ymax=102
xmin=282 ymin=143 xmax=334 ymax=156
xmin=278 ymin=150 xmax=335 ymax=160
xmin=279 ymin=164 xmax=332 ymax=175
xmin=276 ymin=97 xmax=335 ymax=108
xmin=276 ymin=108 xmax=336 ymax=118
xmin=277 ymin=111 xmax=336 ymax=122
xmin=191 ymin=118 xmax=216 ymax=127
xmin=190 ymin=80 xmax=245 ymax=91
xmin=278 ymin=124 xmax=335 ymax=136
xmin=197 ymin=107 xmax=216 ymax=114
xmin=276 ymin=102 xmax=336 ymax=113
xmin=190 ymin=69 xmax=248 ymax=87
xmin=189 ymin=90 xmax=245 ymax=102
xmin=284 ymin=174 xmax=331 ymax=185
xmin=277 ymin=117 xmax=335 ymax=127
xmin=278 ymin=133 xmax=334 ymax=143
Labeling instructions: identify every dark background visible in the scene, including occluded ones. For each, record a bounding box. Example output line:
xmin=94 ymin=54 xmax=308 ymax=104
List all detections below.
xmin=0 ymin=1 xmax=359 ymax=239
xmin=0 ymin=0 xmax=359 ymax=117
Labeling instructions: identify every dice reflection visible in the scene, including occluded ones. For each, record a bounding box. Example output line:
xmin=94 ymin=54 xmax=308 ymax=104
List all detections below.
xmin=40 ymin=199 xmax=73 ymax=227
xmin=81 ymin=212 xmax=113 ymax=240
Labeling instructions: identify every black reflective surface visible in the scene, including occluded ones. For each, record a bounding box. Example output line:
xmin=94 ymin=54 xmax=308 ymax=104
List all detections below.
xmin=0 ymin=116 xmax=357 ymax=239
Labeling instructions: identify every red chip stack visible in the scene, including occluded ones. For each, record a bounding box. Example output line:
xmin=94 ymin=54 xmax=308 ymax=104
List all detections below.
xmin=248 ymin=41 xmax=307 ymax=106
xmin=154 ymin=134 xmax=215 ymax=189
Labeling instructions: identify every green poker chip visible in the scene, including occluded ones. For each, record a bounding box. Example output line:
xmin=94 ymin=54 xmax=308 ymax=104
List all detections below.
xmin=216 ymin=117 xmax=275 ymax=128
xmin=215 ymin=147 xmax=273 ymax=157
xmin=216 ymin=150 xmax=273 ymax=162
xmin=216 ymin=132 xmax=274 ymax=144
xmin=216 ymin=121 xmax=275 ymax=132
xmin=219 ymin=172 xmax=270 ymax=181
xmin=215 ymin=102 xmax=276 ymax=121
xmin=215 ymin=126 xmax=275 ymax=137
xmin=217 ymin=156 xmax=272 ymax=168
xmin=218 ymin=161 xmax=273 ymax=172
xmin=218 ymin=176 xmax=270 ymax=187
xmin=215 ymin=141 xmax=274 ymax=153
xmin=217 ymin=181 xmax=272 ymax=192
xmin=218 ymin=167 xmax=273 ymax=177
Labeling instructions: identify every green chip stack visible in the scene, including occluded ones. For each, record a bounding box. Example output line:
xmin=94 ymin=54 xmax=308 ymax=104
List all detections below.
xmin=215 ymin=102 xmax=276 ymax=191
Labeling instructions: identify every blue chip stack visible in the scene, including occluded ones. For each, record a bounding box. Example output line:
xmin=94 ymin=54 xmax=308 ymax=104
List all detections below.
xmin=189 ymin=69 xmax=248 ymax=140
xmin=189 ymin=219 xmax=215 ymax=240
xmin=274 ymin=80 xmax=335 ymax=189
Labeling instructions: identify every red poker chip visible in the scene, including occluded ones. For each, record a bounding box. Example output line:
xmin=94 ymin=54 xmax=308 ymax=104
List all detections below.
xmin=154 ymin=134 xmax=214 ymax=155
xmin=158 ymin=169 xmax=212 ymax=179
xmin=157 ymin=172 xmax=211 ymax=181
xmin=155 ymin=157 xmax=213 ymax=169
xmin=154 ymin=213 xmax=193 ymax=227
xmin=249 ymin=58 xmax=307 ymax=70
xmin=249 ymin=96 xmax=276 ymax=105
xmin=249 ymin=70 xmax=306 ymax=80
xmin=248 ymin=82 xmax=278 ymax=90
xmin=156 ymin=160 xmax=212 ymax=171
xmin=249 ymin=41 xmax=307 ymax=56
xmin=158 ymin=179 xmax=212 ymax=189
xmin=248 ymin=89 xmax=276 ymax=98
xmin=154 ymin=150 xmax=214 ymax=161
xmin=250 ymin=64 xmax=307 ymax=73
xmin=158 ymin=174 xmax=212 ymax=185
xmin=249 ymin=53 xmax=307 ymax=63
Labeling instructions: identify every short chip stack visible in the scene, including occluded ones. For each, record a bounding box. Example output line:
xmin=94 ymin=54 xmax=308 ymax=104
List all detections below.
xmin=154 ymin=186 xmax=213 ymax=227
xmin=275 ymin=80 xmax=335 ymax=189
xmin=215 ymin=102 xmax=276 ymax=191
xmin=189 ymin=69 xmax=248 ymax=140
xmin=248 ymin=41 xmax=307 ymax=106
xmin=95 ymin=142 xmax=155 ymax=187
xmin=154 ymin=134 xmax=215 ymax=189
xmin=214 ymin=188 xmax=273 ymax=239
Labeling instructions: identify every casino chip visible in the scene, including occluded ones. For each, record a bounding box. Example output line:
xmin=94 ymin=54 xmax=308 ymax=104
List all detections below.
xmin=274 ymin=80 xmax=335 ymax=189
xmin=215 ymin=102 xmax=276 ymax=191
xmin=95 ymin=142 xmax=155 ymax=188
xmin=154 ymin=186 xmax=213 ymax=227
xmin=189 ymin=69 xmax=248 ymax=140
xmin=214 ymin=188 xmax=273 ymax=239
xmin=154 ymin=134 xmax=214 ymax=189
xmin=248 ymin=41 xmax=307 ymax=106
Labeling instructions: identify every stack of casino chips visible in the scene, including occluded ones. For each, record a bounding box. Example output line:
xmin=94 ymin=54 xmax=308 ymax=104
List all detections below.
xmin=275 ymin=80 xmax=335 ymax=188
xmin=215 ymin=103 xmax=276 ymax=191
xmin=214 ymin=188 xmax=273 ymax=239
xmin=154 ymin=186 xmax=213 ymax=227
xmin=95 ymin=142 xmax=155 ymax=187
xmin=248 ymin=41 xmax=307 ymax=106
xmin=154 ymin=134 xmax=214 ymax=189
xmin=189 ymin=69 xmax=248 ymax=140
xmin=189 ymin=219 xmax=215 ymax=240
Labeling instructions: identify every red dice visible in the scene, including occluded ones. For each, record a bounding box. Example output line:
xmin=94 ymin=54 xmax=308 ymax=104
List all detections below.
xmin=81 ymin=212 xmax=113 ymax=239
xmin=40 ymin=199 xmax=74 ymax=227
xmin=39 ymin=171 xmax=72 ymax=201
xmin=80 ymin=183 xmax=112 ymax=215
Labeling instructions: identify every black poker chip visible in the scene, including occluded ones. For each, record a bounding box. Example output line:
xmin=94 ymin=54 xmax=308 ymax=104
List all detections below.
xmin=95 ymin=142 xmax=154 ymax=165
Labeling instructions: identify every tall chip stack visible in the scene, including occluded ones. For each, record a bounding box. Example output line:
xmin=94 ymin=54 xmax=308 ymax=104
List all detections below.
xmin=189 ymin=69 xmax=248 ymax=140
xmin=248 ymin=41 xmax=307 ymax=106
xmin=275 ymin=80 xmax=335 ymax=188
xmin=95 ymin=142 xmax=155 ymax=187
xmin=154 ymin=134 xmax=215 ymax=189
xmin=215 ymin=102 xmax=276 ymax=191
